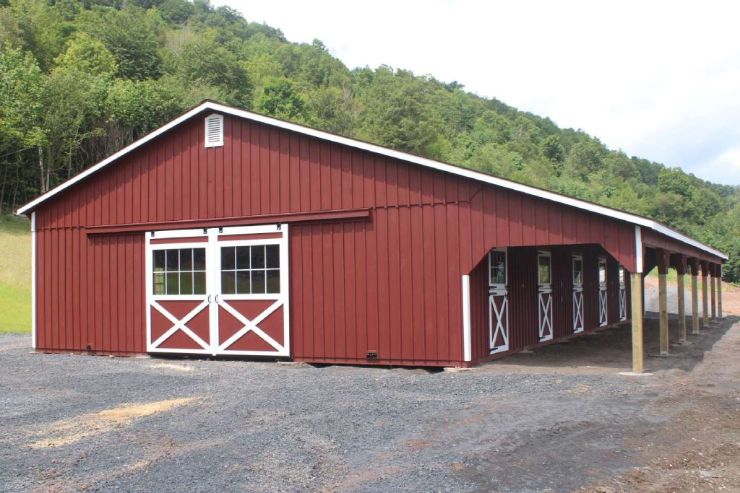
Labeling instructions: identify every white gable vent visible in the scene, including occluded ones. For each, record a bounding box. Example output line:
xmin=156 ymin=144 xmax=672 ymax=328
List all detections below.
xmin=204 ymin=113 xmax=224 ymax=147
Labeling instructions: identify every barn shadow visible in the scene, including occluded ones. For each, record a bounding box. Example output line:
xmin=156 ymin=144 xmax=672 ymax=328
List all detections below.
xmin=483 ymin=315 xmax=738 ymax=373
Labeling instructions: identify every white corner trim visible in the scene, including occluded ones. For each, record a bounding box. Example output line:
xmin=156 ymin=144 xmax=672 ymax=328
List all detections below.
xmin=15 ymin=101 xmax=728 ymax=260
xmin=462 ymin=275 xmax=472 ymax=363
xmin=31 ymin=212 xmax=36 ymax=350
xmin=634 ymin=226 xmax=643 ymax=274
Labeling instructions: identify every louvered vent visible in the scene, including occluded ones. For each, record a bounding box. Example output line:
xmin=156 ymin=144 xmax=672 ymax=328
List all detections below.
xmin=204 ymin=113 xmax=224 ymax=148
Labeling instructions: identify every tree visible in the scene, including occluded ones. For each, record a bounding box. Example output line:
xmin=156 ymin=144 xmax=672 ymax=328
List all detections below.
xmin=80 ymin=5 xmax=163 ymax=80
xmin=541 ymin=134 xmax=564 ymax=176
xmin=256 ymin=77 xmax=306 ymax=120
xmin=178 ymin=36 xmax=252 ymax=108
xmin=54 ymin=32 xmax=117 ymax=75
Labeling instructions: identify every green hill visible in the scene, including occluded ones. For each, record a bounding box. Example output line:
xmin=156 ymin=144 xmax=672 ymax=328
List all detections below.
xmin=0 ymin=0 xmax=737 ymax=280
xmin=0 ymin=216 xmax=30 ymax=333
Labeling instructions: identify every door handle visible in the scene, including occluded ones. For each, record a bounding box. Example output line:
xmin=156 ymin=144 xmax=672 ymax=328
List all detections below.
xmin=207 ymin=294 xmax=212 ymax=303
xmin=215 ymin=294 xmax=220 ymax=304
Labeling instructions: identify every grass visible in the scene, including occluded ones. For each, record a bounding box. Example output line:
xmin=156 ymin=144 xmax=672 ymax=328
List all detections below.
xmin=0 ymin=215 xmax=31 ymax=333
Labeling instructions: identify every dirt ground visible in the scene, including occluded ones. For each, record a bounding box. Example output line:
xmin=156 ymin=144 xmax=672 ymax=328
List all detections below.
xmin=1 ymin=303 xmax=739 ymax=491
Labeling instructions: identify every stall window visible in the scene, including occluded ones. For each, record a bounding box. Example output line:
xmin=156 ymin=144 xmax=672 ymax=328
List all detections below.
xmin=489 ymin=250 xmax=507 ymax=286
xmin=538 ymin=252 xmax=551 ymax=285
xmin=598 ymin=258 xmax=607 ymax=285
xmin=572 ymin=256 xmax=583 ymax=285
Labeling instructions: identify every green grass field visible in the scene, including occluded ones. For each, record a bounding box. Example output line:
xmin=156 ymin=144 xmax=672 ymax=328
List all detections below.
xmin=0 ymin=215 xmax=31 ymax=333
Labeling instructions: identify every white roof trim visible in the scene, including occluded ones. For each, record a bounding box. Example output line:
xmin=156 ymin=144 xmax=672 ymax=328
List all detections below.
xmin=17 ymin=101 xmax=728 ymax=260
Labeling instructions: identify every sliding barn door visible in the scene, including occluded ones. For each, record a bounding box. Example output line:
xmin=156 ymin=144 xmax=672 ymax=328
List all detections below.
xmin=146 ymin=225 xmax=289 ymax=357
xmin=215 ymin=226 xmax=290 ymax=357
xmin=146 ymin=229 xmax=213 ymax=354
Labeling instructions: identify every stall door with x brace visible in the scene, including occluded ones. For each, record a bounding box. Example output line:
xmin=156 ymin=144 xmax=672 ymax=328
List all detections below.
xmin=146 ymin=224 xmax=290 ymax=357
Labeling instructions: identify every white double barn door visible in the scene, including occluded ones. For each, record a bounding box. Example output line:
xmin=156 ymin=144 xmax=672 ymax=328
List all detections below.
xmin=146 ymin=224 xmax=290 ymax=357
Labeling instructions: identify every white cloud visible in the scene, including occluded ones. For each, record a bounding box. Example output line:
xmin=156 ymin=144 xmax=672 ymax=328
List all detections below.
xmin=214 ymin=0 xmax=740 ymax=185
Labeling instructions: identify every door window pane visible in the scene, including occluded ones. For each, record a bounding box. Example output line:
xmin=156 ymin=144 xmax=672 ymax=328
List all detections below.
xmin=573 ymin=257 xmax=583 ymax=285
xmin=166 ymin=272 xmax=179 ymax=294
xmin=489 ymin=250 xmax=506 ymax=286
xmin=166 ymin=250 xmax=178 ymax=271
xmin=236 ymin=270 xmax=251 ymax=294
xmin=180 ymin=271 xmax=193 ymax=295
xmin=236 ymin=246 xmax=250 ymax=269
xmin=222 ymin=271 xmax=236 ymax=294
xmin=266 ymin=245 xmax=280 ymax=268
xmin=193 ymin=271 xmax=207 ymax=294
xmin=252 ymin=270 xmax=266 ymax=293
xmin=266 ymin=269 xmax=280 ymax=293
xmin=193 ymin=249 xmax=206 ymax=270
xmin=153 ymin=272 xmax=165 ymax=295
xmin=538 ymin=254 xmax=551 ymax=285
xmin=180 ymin=249 xmax=192 ymax=271
xmin=251 ymin=246 xmax=265 ymax=269
xmin=153 ymin=251 xmax=165 ymax=272
xmin=221 ymin=246 xmax=236 ymax=270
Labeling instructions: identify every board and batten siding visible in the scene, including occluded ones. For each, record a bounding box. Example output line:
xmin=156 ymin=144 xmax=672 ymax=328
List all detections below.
xmin=34 ymin=112 xmax=637 ymax=365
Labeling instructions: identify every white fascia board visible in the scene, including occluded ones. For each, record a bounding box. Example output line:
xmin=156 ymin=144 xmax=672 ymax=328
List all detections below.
xmin=16 ymin=101 xmax=728 ymax=260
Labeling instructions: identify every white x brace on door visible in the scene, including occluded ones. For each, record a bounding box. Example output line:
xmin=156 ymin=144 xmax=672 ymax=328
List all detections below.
xmin=146 ymin=224 xmax=290 ymax=357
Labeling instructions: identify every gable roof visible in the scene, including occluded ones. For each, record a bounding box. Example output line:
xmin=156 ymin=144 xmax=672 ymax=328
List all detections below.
xmin=17 ymin=101 xmax=727 ymax=261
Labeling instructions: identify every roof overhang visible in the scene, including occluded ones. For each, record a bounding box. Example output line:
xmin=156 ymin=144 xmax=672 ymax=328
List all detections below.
xmin=16 ymin=101 xmax=728 ymax=261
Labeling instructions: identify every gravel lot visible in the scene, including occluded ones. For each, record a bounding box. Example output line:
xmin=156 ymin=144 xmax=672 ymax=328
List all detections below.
xmin=1 ymin=316 xmax=738 ymax=492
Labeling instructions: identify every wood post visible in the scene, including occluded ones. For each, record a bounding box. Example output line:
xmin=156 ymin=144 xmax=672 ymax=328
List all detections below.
xmin=631 ymin=272 xmax=644 ymax=373
xmin=718 ymin=267 xmax=723 ymax=318
xmin=657 ymin=249 xmax=669 ymax=356
xmin=710 ymin=265 xmax=717 ymax=319
xmin=676 ymin=259 xmax=687 ymax=344
xmin=690 ymin=260 xmax=700 ymax=335
xmin=702 ymin=263 xmax=709 ymax=327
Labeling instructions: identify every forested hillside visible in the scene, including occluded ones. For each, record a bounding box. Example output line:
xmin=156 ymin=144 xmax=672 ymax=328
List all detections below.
xmin=1 ymin=0 xmax=737 ymax=280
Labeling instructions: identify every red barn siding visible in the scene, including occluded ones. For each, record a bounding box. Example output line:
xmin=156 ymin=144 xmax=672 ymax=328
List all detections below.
xmin=33 ymin=110 xmax=647 ymax=366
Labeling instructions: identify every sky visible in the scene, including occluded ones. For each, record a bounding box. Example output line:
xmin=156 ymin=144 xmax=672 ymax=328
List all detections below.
xmin=213 ymin=0 xmax=740 ymax=186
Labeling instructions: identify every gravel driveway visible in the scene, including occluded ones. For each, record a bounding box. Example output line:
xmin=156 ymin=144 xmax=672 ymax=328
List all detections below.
xmin=1 ymin=317 xmax=737 ymax=492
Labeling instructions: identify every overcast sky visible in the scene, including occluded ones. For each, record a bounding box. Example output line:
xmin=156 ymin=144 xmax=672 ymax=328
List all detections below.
xmin=214 ymin=0 xmax=740 ymax=186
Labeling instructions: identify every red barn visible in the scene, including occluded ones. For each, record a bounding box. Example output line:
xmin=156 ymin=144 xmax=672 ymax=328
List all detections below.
xmin=18 ymin=101 xmax=727 ymax=369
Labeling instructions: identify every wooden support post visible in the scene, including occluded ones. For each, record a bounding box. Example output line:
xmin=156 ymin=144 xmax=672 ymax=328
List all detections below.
xmin=710 ymin=266 xmax=717 ymax=320
xmin=701 ymin=263 xmax=709 ymax=327
xmin=657 ymin=249 xmax=669 ymax=356
xmin=690 ymin=260 xmax=700 ymax=335
xmin=631 ymin=272 xmax=644 ymax=373
xmin=676 ymin=257 xmax=686 ymax=344
xmin=718 ymin=266 xmax=723 ymax=319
